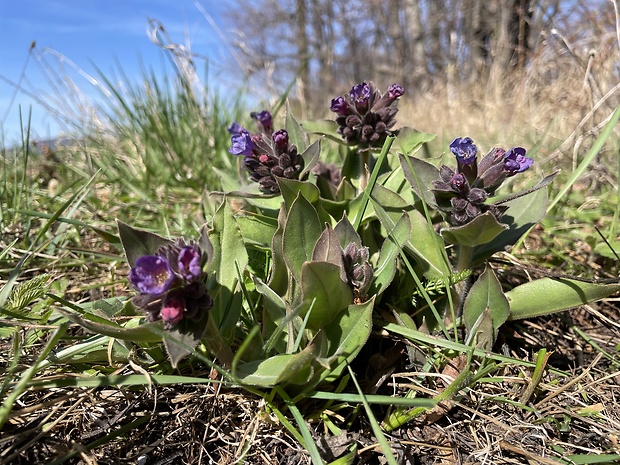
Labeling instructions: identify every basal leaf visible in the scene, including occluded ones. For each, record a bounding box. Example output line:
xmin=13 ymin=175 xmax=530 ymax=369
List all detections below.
xmin=298 ymin=261 xmax=353 ymax=330
xmin=463 ymin=265 xmax=510 ymax=348
xmin=371 ymin=213 xmax=411 ymax=296
xmin=506 ymin=278 xmax=620 ymax=320
xmin=315 ymin=297 xmax=375 ymax=384
xmin=208 ymin=199 xmax=249 ymax=335
xmin=283 ymin=193 xmax=322 ymax=286
xmin=234 ymin=340 xmax=319 ymax=387
xmin=58 ymin=308 xmax=162 ymax=343
xmin=441 ymin=212 xmax=509 ymax=247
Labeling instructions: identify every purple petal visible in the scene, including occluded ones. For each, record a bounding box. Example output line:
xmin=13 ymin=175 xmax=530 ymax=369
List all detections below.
xmin=178 ymin=246 xmax=202 ymax=280
xmin=229 ymin=129 xmax=254 ymax=156
xmin=330 ymin=96 xmax=349 ymax=114
xmin=129 ymin=255 xmax=175 ymax=295
xmin=387 ymin=83 xmax=404 ymax=99
xmin=227 ymin=122 xmax=244 ymax=135
xmin=450 ymin=137 xmax=478 ymax=165
xmin=349 ymin=82 xmax=371 ymax=104
xmin=504 ymin=147 xmax=533 ymax=174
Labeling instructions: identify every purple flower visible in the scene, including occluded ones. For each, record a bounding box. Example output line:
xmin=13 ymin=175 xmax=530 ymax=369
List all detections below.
xmin=450 ymin=137 xmax=478 ymax=165
xmin=504 ymin=147 xmax=533 ymax=175
xmin=227 ymin=122 xmax=244 ymax=135
xmin=350 ymin=82 xmax=371 ymax=105
xmin=251 ymin=110 xmax=273 ymax=133
xmin=129 ymin=255 xmax=176 ymax=295
xmin=229 ymin=129 xmax=254 ymax=156
xmin=331 ymin=81 xmax=403 ymax=147
xmin=178 ymin=246 xmax=202 ymax=280
xmin=130 ymin=240 xmax=211 ymax=328
xmin=330 ymin=96 xmax=349 ymax=115
xmin=387 ymin=83 xmax=404 ymax=99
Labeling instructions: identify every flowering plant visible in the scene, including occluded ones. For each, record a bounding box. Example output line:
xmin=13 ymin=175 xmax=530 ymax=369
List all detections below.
xmin=62 ymin=80 xmax=620 ymax=389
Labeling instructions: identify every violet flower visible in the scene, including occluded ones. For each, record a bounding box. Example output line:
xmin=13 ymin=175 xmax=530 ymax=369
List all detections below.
xmin=450 ymin=137 xmax=478 ymax=166
xmin=330 ymin=81 xmax=404 ymax=148
xmin=504 ymin=147 xmax=533 ymax=175
xmin=129 ymin=240 xmax=212 ymax=329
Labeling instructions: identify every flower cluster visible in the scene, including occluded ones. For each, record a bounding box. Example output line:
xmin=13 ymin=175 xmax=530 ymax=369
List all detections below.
xmin=432 ymin=137 xmax=534 ymax=226
xmin=342 ymin=242 xmax=373 ymax=300
xmin=129 ymin=240 xmax=212 ymax=328
xmin=330 ymin=81 xmax=404 ymax=148
xmin=228 ymin=111 xmax=305 ymax=194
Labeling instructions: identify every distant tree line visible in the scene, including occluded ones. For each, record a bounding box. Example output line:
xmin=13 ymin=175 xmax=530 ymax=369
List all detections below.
xmin=224 ymin=0 xmax=617 ymax=111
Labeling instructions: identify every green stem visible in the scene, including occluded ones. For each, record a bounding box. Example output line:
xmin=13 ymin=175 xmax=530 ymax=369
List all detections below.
xmin=452 ymin=244 xmax=473 ymax=317
xmin=359 ymin=150 xmax=370 ymax=190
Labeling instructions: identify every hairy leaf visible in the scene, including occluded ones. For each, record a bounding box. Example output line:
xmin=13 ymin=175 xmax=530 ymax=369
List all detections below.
xmin=441 ymin=212 xmax=509 ymax=247
xmin=297 ymin=261 xmax=353 ymax=330
xmin=283 ymin=192 xmax=322 ymax=286
xmin=117 ymin=220 xmax=172 ymax=266
xmin=506 ymin=278 xmax=620 ymax=320
xmin=463 ymin=265 xmax=510 ymax=348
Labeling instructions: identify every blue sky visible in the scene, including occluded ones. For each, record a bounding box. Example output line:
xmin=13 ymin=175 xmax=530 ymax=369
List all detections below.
xmin=0 ymin=0 xmax=235 ymax=145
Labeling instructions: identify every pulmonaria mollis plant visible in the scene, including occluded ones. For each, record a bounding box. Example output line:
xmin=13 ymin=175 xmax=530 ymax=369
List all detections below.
xmin=432 ymin=137 xmax=534 ymax=226
xmin=330 ymin=81 xmax=404 ymax=148
xmin=130 ymin=239 xmax=212 ymax=329
xmin=228 ymin=110 xmax=305 ymax=194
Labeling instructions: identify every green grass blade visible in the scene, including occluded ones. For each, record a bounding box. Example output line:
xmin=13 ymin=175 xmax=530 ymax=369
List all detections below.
xmin=0 ymin=322 xmax=68 ymax=429
xmin=347 ymin=366 xmax=398 ymax=465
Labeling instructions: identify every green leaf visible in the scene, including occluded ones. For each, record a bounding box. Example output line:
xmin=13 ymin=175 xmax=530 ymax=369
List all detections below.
xmin=315 ymin=297 xmax=375 ymax=384
xmin=506 ymin=278 xmax=620 ymax=320
xmin=283 ymin=192 xmax=323 ymax=286
xmin=235 ymin=214 xmax=278 ymax=249
xmin=299 ymin=119 xmax=345 ymax=144
xmin=463 ymin=265 xmax=510 ymax=348
xmin=269 ymin=204 xmax=289 ymax=296
xmin=370 ymin=184 xmax=448 ymax=278
xmin=286 ymin=103 xmax=309 ymax=152
xmin=208 ymin=199 xmax=249 ymax=335
xmin=398 ymin=153 xmax=439 ymax=208
xmin=371 ymin=213 xmax=411 ymax=296
xmin=163 ymin=310 xmax=210 ymax=368
xmin=234 ymin=341 xmax=319 ymax=387
xmin=473 ymin=180 xmax=550 ymax=263
xmin=58 ymin=308 xmax=162 ymax=342
xmin=334 ymin=213 xmax=362 ymax=250
xmin=394 ymin=127 xmax=436 ymax=155
xmin=312 ymin=225 xmax=346 ymax=277
xmin=116 ymin=220 xmax=172 ymax=266
xmin=7 ymin=274 xmax=51 ymax=314
xmin=278 ymin=177 xmax=320 ymax=210
xmin=297 ymin=261 xmax=353 ymax=330
xmin=299 ymin=139 xmax=321 ymax=179
xmin=441 ymin=212 xmax=509 ymax=247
